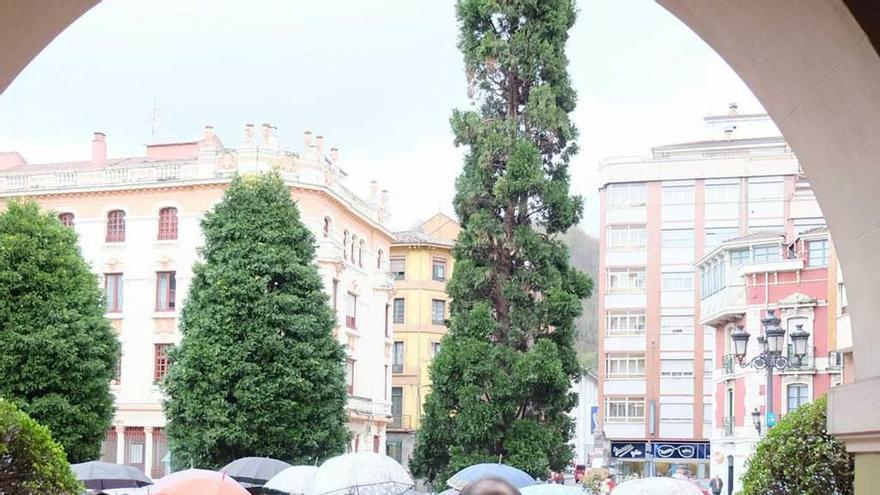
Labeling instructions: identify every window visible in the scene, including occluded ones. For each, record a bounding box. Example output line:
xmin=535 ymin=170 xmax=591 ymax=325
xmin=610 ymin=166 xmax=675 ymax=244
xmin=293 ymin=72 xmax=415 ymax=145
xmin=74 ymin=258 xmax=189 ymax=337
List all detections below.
xmin=703 ymin=403 xmax=713 ymax=424
xmin=786 ymin=384 xmax=810 ymax=412
xmin=358 ymin=240 xmax=365 ymax=268
xmin=373 ymin=435 xmax=380 ymax=454
xmin=323 ymin=216 xmax=331 ymax=238
xmin=730 ymin=249 xmax=750 ymax=267
xmin=106 ymin=210 xmax=126 ymax=242
xmin=431 ymin=299 xmax=446 ymax=325
xmin=605 ymin=397 xmax=645 ymax=422
xmin=607 ymin=225 xmax=646 ymax=250
xmin=155 ymin=272 xmax=176 ymax=311
xmin=157 ymin=207 xmax=178 ymax=240
xmin=605 ymin=310 xmax=646 ymax=336
xmin=391 ymin=387 xmax=403 ymax=425
xmin=661 ymin=272 xmax=693 ymax=291
xmin=660 ymin=316 xmax=694 ymax=335
xmin=705 ymin=228 xmax=738 ymax=249
xmin=105 ymin=273 xmax=123 ymax=313
xmin=605 ymin=353 xmax=646 ymax=378
xmin=749 ymin=178 xmax=784 ymax=201
xmin=392 ymin=342 xmax=404 ymax=373
xmin=343 ymin=230 xmax=350 ymax=260
xmin=660 ymin=359 xmax=694 ymax=378
xmin=390 ymin=257 xmax=405 ymax=280
xmin=58 ymin=212 xmax=75 ymax=227
xmin=432 ymin=257 xmax=447 ymax=281
xmin=345 ymin=293 xmax=357 ymax=329
xmin=346 ymin=359 xmax=354 ymax=394
xmin=661 ymin=229 xmax=694 ymax=249
xmin=393 ymin=298 xmax=405 ymax=324
xmin=607 ymin=183 xmax=647 ymax=208
xmin=153 ymin=344 xmax=171 ymax=383
xmin=384 ymin=303 xmax=390 ymax=338
xmin=431 ymin=342 xmax=441 ymax=357
xmin=350 ymin=235 xmax=357 ymax=264
xmin=113 ymin=355 xmax=122 ymax=385
xmin=753 ymin=244 xmax=781 ymax=263
xmin=377 ymin=249 xmax=384 ymax=269
xmin=663 ymin=184 xmax=694 ymax=204
xmin=607 ymin=267 xmax=646 ymax=292
xmin=387 ymin=439 xmax=403 ymax=463
xmin=700 ymin=261 xmax=726 ymax=298
xmin=807 ymin=239 xmax=828 ymax=267
xmin=705 ymin=183 xmax=739 ymax=203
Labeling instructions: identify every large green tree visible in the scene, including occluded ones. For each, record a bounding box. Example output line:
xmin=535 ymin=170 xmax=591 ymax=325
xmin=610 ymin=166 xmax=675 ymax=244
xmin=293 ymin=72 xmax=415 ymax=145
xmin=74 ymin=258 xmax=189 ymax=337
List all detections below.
xmin=0 ymin=201 xmax=119 ymax=463
xmin=741 ymin=395 xmax=854 ymax=495
xmin=410 ymin=0 xmax=591 ymax=484
xmin=163 ymin=173 xmax=350 ymax=469
xmin=0 ymin=399 xmax=83 ymax=495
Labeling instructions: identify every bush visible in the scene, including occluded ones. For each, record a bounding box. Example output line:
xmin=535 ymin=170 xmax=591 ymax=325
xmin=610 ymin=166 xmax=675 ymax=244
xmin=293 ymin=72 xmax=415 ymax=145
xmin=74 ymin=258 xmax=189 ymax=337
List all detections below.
xmin=740 ymin=395 xmax=853 ymax=495
xmin=0 ymin=399 xmax=83 ymax=495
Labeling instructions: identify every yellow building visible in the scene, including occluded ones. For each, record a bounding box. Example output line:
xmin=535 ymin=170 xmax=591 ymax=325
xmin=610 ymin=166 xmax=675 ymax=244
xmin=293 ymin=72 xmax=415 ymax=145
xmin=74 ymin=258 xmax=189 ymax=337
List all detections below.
xmin=386 ymin=213 xmax=459 ymax=467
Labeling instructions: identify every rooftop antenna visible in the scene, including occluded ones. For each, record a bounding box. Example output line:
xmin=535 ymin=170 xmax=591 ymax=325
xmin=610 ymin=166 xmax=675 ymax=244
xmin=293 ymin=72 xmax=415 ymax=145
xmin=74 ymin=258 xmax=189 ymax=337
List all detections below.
xmin=151 ymin=97 xmax=161 ymax=141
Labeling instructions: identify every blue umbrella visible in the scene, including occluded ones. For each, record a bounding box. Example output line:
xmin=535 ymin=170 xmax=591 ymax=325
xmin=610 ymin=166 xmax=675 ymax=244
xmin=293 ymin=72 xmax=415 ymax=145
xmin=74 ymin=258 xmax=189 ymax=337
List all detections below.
xmin=521 ymin=485 xmax=583 ymax=495
xmin=446 ymin=464 xmax=537 ymax=491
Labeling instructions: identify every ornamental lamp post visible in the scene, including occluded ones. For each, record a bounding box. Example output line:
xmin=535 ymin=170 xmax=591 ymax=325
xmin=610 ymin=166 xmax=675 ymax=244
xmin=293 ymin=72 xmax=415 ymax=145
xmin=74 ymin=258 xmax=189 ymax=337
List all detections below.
xmin=730 ymin=309 xmax=809 ymax=433
xmin=751 ymin=408 xmax=762 ymax=435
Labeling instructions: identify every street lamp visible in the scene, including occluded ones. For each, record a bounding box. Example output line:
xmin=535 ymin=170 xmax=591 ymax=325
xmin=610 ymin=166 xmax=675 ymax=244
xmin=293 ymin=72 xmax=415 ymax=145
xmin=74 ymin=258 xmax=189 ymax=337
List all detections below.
xmin=751 ymin=408 xmax=761 ymax=435
xmin=730 ymin=309 xmax=810 ymax=432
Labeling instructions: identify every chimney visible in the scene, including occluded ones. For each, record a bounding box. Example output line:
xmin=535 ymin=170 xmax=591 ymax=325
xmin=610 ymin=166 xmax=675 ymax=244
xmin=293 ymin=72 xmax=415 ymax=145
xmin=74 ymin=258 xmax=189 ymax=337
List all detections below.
xmin=261 ymin=123 xmax=272 ymax=145
xmin=724 ymin=127 xmax=734 ymax=140
xmin=244 ymin=123 xmax=255 ymax=144
xmin=370 ymin=180 xmax=379 ymax=202
xmin=304 ymin=130 xmax=313 ymax=149
xmin=203 ymin=124 xmax=215 ymax=142
xmin=380 ymin=189 xmax=389 ymax=210
xmin=91 ymin=132 xmax=107 ymax=166
xmin=329 ymin=147 xmax=339 ymax=163
xmin=728 ymin=102 xmax=738 ymax=116
xmin=315 ymin=135 xmax=325 ymax=156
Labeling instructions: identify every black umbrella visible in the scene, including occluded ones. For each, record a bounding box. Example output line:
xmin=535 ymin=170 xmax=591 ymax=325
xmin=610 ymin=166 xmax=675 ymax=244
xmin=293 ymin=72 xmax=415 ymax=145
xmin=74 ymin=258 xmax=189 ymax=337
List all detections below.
xmin=222 ymin=457 xmax=292 ymax=487
xmin=71 ymin=461 xmax=152 ymax=490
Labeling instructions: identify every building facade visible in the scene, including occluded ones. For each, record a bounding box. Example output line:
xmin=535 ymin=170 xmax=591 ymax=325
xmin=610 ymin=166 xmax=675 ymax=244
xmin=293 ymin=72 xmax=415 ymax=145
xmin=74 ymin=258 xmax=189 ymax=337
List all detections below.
xmin=596 ymin=106 xmax=826 ymax=479
xmin=386 ymin=213 xmax=459 ymax=468
xmin=698 ymin=228 xmax=840 ymax=493
xmin=570 ymin=372 xmax=600 ymax=467
xmin=0 ymin=125 xmax=396 ymax=477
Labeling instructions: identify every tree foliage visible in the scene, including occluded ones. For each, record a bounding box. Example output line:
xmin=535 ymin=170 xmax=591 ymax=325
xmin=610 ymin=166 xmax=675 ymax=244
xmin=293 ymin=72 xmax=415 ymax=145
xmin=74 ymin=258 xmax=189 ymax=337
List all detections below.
xmin=740 ymin=395 xmax=853 ymax=495
xmin=163 ymin=173 xmax=350 ymax=469
xmin=0 ymin=201 xmax=119 ymax=463
xmin=410 ymin=0 xmax=592 ymax=484
xmin=0 ymin=400 xmax=83 ymax=495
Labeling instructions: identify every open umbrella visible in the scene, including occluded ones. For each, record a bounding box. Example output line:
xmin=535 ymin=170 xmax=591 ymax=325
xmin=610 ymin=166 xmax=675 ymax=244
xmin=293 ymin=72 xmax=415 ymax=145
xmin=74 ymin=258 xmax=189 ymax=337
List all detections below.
xmin=152 ymin=469 xmax=227 ymax=490
xmin=71 ymin=461 xmax=152 ymax=490
xmin=437 ymin=489 xmax=459 ymax=495
xmin=221 ymin=457 xmax=292 ymax=488
xmin=306 ymin=452 xmax=414 ymax=495
xmin=520 ymin=485 xmax=583 ymax=495
xmin=612 ymin=477 xmax=704 ymax=495
xmin=446 ymin=464 xmax=536 ymax=491
xmin=265 ymin=465 xmax=319 ymax=494
xmin=154 ymin=477 xmax=250 ymax=495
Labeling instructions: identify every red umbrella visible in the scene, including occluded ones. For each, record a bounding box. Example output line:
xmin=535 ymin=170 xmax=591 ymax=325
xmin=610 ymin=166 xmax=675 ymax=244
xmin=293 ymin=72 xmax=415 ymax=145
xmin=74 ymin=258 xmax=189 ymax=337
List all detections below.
xmin=154 ymin=477 xmax=250 ymax=495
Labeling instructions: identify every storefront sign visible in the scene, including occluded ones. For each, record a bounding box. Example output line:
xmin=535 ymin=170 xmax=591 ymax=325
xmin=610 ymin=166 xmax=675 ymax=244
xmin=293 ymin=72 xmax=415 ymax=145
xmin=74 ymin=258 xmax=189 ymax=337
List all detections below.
xmin=610 ymin=441 xmax=710 ymax=460
xmin=611 ymin=442 xmax=647 ymax=459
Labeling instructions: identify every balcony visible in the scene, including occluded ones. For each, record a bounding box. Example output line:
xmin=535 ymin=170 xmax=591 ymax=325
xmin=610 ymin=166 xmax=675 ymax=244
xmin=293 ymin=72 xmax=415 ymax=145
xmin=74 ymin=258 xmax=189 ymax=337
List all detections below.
xmin=392 ymin=363 xmax=403 ymax=374
xmin=389 ymin=414 xmax=414 ymax=430
xmin=722 ymin=416 xmax=735 ymax=437
xmin=347 ymin=395 xmax=391 ymax=418
xmin=784 ymin=344 xmax=815 ymax=372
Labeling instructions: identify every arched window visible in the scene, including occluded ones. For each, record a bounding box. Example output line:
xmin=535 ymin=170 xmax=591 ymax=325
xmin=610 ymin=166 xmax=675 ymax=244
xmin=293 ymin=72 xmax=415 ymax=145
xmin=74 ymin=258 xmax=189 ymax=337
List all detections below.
xmin=786 ymin=383 xmax=809 ymax=412
xmin=106 ymin=210 xmax=126 ymax=242
xmin=377 ymin=249 xmax=384 ymax=269
xmin=158 ymin=207 xmax=178 ymax=240
xmin=58 ymin=212 xmax=74 ymax=227
xmin=323 ymin=216 xmax=332 ymax=238
xmin=343 ymin=230 xmax=350 ymax=261
xmin=358 ymin=240 xmax=365 ymax=268
xmin=351 ymin=235 xmax=358 ymax=263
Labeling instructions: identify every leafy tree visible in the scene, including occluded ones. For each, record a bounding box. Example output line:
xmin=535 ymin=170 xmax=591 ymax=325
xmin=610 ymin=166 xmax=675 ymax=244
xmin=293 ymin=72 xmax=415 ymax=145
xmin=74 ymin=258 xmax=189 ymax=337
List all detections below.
xmin=0 ymin=400 xmax=83 ymax=495
xmin=163 ymin=173 xmax=350 ymax=469
xmin=741 ymin=395 xmax=853 ymax=495
xmin=0 ymin=201 xmax=119 ymax=462
xmin=410 ymin=0 xmax=592 ymax=484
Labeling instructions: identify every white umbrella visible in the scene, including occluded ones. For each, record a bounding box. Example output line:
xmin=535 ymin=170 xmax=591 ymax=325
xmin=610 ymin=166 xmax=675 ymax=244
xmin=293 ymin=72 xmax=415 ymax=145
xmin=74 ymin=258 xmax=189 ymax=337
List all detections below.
xmin=306 ymin=452 xmax=414 ymax=495
xmin=265 ymin=465 xmax=319 ymax=494
xmin=612 ymin=477 xmax=704 ymax=495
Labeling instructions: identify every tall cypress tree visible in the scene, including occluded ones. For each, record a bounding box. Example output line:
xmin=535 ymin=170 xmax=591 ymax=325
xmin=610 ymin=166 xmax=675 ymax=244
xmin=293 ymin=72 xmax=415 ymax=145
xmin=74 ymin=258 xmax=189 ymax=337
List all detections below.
xmin=0 ymin=201 xmax=119 ymax=463
xmin=410 ymin=0 xmax=591 ymax=484
xmin=163 ymin=173 xmax=349 ymax=469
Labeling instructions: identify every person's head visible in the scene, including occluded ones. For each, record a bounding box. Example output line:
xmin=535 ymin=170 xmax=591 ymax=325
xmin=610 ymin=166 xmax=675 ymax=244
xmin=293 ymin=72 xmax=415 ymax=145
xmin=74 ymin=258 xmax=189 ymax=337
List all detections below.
xmin=461 ymin=478 xmax=521 ymax=495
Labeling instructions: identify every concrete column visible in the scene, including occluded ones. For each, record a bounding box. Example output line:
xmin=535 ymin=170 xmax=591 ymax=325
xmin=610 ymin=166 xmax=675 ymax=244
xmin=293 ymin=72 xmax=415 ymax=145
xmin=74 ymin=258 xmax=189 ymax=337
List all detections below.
xmin=144 ymin=427 xmax=154 ymax=478
xmin=115 ymin=425 xmax=125 ymax=464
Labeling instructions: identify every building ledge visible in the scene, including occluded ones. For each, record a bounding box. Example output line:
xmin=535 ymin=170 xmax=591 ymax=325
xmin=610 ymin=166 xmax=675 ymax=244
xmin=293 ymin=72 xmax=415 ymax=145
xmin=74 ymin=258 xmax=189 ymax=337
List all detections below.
xmin=828 ymin=376 xmax=880 ymax=452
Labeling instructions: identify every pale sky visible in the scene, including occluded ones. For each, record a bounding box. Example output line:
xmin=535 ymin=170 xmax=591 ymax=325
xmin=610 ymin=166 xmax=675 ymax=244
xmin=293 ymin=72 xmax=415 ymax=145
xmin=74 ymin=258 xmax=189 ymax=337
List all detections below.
xmin=0 ymin=0 xmax=762 ymax=234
